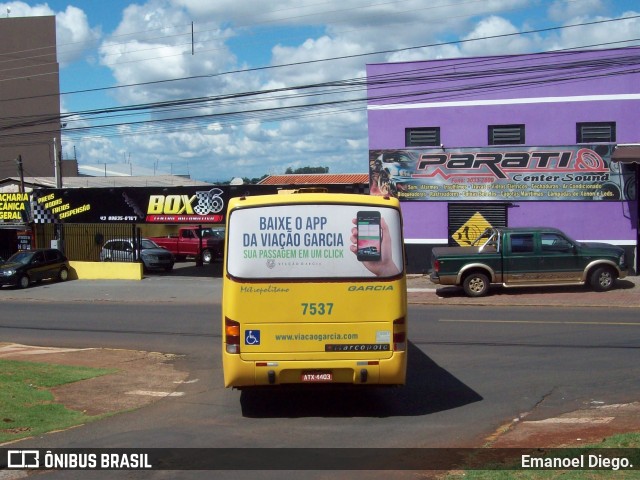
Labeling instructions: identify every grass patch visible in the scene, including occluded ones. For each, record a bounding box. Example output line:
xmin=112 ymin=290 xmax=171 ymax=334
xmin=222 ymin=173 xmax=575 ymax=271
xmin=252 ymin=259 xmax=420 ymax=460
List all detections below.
xmin=445 ymin=433 xmax=640 ymax=479
xmin=0 ymin=359 xmax=115 ymax=443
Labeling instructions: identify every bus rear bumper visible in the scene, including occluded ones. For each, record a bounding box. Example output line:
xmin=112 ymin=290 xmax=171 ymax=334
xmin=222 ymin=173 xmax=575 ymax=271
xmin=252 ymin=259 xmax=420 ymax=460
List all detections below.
xmin=223 ymin=353 xmax=407 ymax=388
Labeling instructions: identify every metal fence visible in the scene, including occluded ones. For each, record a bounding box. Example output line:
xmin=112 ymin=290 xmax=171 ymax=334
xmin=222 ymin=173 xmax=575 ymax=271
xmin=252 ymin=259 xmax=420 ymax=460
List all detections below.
xmin=58 ymin=224 xmax=139 ymax=262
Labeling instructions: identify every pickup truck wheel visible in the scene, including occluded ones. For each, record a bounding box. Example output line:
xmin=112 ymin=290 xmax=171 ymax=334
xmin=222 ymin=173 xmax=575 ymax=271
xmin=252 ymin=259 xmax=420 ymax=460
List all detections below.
xmin=590 ymin=266 xmax=615 ymax=292
xmin=202 ymin=249 xmax=213 ymax=264
xmin=463 ymin=272 xmax=490 ymax=297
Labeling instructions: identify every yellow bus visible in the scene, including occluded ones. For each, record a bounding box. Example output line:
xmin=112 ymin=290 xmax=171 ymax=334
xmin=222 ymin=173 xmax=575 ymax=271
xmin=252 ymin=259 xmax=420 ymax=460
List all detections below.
xmin=222 ymin=191 xmax=407 ymax=388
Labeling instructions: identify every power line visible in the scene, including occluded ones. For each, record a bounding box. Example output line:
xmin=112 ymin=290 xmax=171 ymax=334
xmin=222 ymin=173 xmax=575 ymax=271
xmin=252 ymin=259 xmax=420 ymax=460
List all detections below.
xmin=2 ymin=45 xmax=639 ymax=146
xmin=1 ymin=10 xmax=639 ymax=152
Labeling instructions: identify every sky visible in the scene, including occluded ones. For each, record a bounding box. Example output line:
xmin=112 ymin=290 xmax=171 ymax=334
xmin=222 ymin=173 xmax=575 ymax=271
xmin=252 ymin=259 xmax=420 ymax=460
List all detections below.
xmin=2 ymin=0 xmax=639 ymax=182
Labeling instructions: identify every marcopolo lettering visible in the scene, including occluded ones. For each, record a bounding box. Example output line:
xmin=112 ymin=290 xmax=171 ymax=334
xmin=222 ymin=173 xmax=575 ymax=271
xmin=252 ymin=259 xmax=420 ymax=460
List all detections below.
xmin=325 ymin=344 xmax=391 ymax=352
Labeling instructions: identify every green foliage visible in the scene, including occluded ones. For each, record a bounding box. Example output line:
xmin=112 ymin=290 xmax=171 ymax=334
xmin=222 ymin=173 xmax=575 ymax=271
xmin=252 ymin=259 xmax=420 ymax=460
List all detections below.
xmin=218 ymin=174 xmax=269 ymax=185
xmin=284 ymin=166 xmax=329 ymax=174
xmin=0 ymin=359 xmax=114 ymax=443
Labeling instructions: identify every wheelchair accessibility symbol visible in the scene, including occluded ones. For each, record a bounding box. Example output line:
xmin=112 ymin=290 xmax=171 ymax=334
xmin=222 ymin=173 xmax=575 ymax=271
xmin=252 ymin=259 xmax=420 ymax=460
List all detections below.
xmin=245 ymin=330 xmax=260 ymax=345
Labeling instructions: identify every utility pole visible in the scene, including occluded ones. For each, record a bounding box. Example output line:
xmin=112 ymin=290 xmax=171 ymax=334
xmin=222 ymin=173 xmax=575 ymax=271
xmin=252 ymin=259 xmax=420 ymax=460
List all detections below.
xmin=16 ymin=154 xmax=25 ymax=193
xmin=53 ymin=137 xmax=62 ymax=188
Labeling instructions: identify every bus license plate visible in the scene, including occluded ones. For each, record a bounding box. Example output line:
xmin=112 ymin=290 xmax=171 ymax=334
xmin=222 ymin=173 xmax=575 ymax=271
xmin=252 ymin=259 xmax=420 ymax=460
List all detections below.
xmin=301 ymin=371 xmax=333 ymax=382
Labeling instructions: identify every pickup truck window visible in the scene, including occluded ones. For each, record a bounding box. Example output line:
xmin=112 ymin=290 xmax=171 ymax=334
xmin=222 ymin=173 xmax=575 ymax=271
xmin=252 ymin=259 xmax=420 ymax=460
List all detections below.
xmin=510 ymin=234 xmax=534 ymax=253
xmin=541 ymin=233 xmax=573 ymax=252
xmin=181 ymin=230 xmax=196 ymax=239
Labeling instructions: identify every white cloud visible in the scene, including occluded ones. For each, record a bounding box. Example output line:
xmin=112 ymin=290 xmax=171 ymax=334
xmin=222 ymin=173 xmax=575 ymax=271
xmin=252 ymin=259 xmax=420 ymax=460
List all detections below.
xmin=56 ymin=6 xmax=101 ymax=65
xmin=548 ymin=0 xmax=606 ymax=23
xmin=98 ymin=0 xmax=243 ymax=104
xmin=0 ymin=1 xmax=53 ymax=18
xmin=460 ymin=16 xmax=535 ymax=57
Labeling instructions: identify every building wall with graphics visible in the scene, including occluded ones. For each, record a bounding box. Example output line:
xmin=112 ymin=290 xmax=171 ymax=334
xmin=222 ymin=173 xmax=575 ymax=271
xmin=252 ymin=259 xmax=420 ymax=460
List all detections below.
xmin=367 ymin=47 xmax=639 ymax=273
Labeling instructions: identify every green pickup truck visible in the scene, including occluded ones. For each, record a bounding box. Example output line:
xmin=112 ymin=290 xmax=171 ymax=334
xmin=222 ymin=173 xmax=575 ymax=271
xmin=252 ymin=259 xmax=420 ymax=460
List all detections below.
xmin=430 ymin=227 xmax=628 ymax=297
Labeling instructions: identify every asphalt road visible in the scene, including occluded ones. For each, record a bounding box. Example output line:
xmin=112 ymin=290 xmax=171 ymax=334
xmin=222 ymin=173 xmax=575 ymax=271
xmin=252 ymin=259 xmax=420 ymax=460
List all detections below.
xmin=2 ymin=301 xmax=638 ymax=438
xmin=1 ymin=269 xmax=639 ymax=479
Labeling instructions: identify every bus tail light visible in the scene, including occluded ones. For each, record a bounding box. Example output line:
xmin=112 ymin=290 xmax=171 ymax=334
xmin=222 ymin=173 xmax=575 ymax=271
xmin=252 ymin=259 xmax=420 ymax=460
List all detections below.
xmin=225 ymin=318 xmax=240 ymax=354
xmin=393 ymin=317 xmax=406 ymax=351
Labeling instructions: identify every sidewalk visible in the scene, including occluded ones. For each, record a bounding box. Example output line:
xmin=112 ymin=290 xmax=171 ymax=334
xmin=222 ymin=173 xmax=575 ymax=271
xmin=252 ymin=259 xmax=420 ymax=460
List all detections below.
xmin=1 ymin=261 xmax=638 ymax=307
xmin=406 ymin=273 xmax=640 ymax=308
xmin=0 ymin=263 xmax=220 ymax=305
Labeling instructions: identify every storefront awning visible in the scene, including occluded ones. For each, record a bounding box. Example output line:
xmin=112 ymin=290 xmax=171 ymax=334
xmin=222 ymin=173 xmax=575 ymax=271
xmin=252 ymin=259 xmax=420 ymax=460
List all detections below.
xmin=611 ymin=144 xmax=640 ymax=163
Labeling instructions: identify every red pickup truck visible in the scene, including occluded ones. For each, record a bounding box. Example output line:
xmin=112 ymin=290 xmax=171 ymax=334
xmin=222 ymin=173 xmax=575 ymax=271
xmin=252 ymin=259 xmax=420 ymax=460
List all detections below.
xmin=149 ymin=226 xmax=224 ymax=263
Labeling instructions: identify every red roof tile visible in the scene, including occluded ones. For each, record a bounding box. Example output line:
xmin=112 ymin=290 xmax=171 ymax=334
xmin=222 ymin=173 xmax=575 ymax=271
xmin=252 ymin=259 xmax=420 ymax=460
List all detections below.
xmin=258 ymin=173 xmax=369 ymax=185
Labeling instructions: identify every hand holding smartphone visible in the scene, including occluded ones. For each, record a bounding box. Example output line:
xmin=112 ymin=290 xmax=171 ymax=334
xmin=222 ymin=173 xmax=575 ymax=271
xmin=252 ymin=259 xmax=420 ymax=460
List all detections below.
xmin=356 ymin=211 xmax=382 ymax=262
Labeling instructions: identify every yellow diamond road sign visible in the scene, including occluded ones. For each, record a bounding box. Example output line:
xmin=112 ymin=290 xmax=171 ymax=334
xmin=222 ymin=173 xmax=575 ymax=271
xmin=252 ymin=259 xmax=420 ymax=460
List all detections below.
xmin=452 ymin=212 xmax=492 ymax=246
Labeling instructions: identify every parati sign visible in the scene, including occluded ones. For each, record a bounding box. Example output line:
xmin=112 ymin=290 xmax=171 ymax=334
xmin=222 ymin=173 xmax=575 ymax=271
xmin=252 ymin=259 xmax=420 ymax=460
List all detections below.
xmin=370 ymin=145 xmax=636 ymax=202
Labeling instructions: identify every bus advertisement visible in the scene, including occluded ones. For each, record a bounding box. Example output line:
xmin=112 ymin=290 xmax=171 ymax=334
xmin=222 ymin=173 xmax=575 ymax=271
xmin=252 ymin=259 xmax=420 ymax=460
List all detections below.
xmin=222 ymin=192 xmax=407 ymax=388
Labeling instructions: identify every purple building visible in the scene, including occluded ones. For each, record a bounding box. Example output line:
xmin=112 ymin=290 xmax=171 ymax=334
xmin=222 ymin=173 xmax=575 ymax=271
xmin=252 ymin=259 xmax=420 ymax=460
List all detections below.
xmin=367 ymin=47 xmax=639 ymax=274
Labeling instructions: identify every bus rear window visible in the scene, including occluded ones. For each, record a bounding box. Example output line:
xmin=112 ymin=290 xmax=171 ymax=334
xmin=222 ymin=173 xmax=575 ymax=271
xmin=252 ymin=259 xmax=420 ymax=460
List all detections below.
xmin=227 ymin=203 xmax=403 ymax=279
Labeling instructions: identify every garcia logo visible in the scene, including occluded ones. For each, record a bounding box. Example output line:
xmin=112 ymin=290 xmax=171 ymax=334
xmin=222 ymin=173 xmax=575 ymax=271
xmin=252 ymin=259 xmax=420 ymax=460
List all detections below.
xmin=147 ymin=188 xmax=224 ymax=216
xmin=348 ymin=285 xmax=394 ymax=291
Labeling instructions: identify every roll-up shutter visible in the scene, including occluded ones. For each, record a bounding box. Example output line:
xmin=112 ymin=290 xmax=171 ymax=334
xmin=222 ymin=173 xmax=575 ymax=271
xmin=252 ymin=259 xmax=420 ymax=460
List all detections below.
xmin=447 ymin=203 xmax=508 ymax=246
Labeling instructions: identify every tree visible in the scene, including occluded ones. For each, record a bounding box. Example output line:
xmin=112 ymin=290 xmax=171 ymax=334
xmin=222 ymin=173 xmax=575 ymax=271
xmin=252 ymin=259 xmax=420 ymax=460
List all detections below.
xmin=285 ymin=166 xmax=329 ymax=174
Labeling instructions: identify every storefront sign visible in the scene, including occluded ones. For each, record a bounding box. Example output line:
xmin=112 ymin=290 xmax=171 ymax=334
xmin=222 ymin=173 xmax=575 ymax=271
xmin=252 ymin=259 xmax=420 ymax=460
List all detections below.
xmin=16 ymin=230 xmax=33 ymax=250
xmin=0 ymin=192 xmax=29 ymax=222
xmin=369 ymin=145 xmax=636 ymax=201
xmin=29 ymin=185 xmax=294 ymax=224
xmin=30 ymin=187 xmax=231 ymax=224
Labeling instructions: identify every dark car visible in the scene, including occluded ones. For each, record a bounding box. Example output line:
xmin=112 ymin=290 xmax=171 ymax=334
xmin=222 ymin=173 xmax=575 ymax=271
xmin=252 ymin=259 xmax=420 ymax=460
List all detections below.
xmin=0 ymin=248 xmax=70 ymax=289
xmin=100 ymin=238 xmax=174 ymax=272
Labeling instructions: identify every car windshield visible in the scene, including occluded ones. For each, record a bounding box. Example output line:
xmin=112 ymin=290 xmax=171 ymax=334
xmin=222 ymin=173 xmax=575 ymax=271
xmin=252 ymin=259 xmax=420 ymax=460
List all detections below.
xmin=141 ymin=239 xmax=160 ymax=249
xmin=7 ymin=251 xmax=34 ymax=265
xmin=202 ymin=228 xmax=224 ymax=239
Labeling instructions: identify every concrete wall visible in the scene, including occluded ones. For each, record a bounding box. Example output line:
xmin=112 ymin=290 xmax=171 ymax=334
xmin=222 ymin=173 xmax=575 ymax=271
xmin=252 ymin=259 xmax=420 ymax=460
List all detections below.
xmin=0 ymin=16 xmax=61 ymax=179
xmin=69 ymin=261 xmax=143 ymax=280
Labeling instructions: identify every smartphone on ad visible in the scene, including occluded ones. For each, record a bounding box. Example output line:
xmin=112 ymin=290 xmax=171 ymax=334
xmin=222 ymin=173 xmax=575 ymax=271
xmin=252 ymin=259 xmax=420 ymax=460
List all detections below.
xmin=356 ymin=211 xmax=382 ymax=262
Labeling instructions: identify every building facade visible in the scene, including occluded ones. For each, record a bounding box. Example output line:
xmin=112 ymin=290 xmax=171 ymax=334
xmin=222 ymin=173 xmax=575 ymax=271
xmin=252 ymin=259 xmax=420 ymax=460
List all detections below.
xmin=367 ymin=47 xmax=639 ymax=274
xmin=0 ymin=16 xmax=62 ymax=179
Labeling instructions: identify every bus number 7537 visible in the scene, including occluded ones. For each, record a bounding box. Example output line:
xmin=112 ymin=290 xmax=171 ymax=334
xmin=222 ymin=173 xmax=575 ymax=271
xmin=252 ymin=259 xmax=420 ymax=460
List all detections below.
xmin=301 ymin=303 xmax=334 ymax=315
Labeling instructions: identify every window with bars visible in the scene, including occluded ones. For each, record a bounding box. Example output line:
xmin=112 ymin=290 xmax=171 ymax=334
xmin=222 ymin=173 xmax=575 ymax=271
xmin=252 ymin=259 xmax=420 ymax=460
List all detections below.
xmin=405 ymin=127 xmax=440 ymax=147
xmin=577 ymin=122 xmax=616 ymax=143
xmin=488 ymin=124 xmax=525 ymax=145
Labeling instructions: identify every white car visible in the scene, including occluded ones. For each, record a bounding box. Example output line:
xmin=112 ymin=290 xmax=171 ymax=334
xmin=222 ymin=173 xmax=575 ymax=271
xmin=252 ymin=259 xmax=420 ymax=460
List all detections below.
xmin=100 ymin=238 xmax=174 ymax=272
